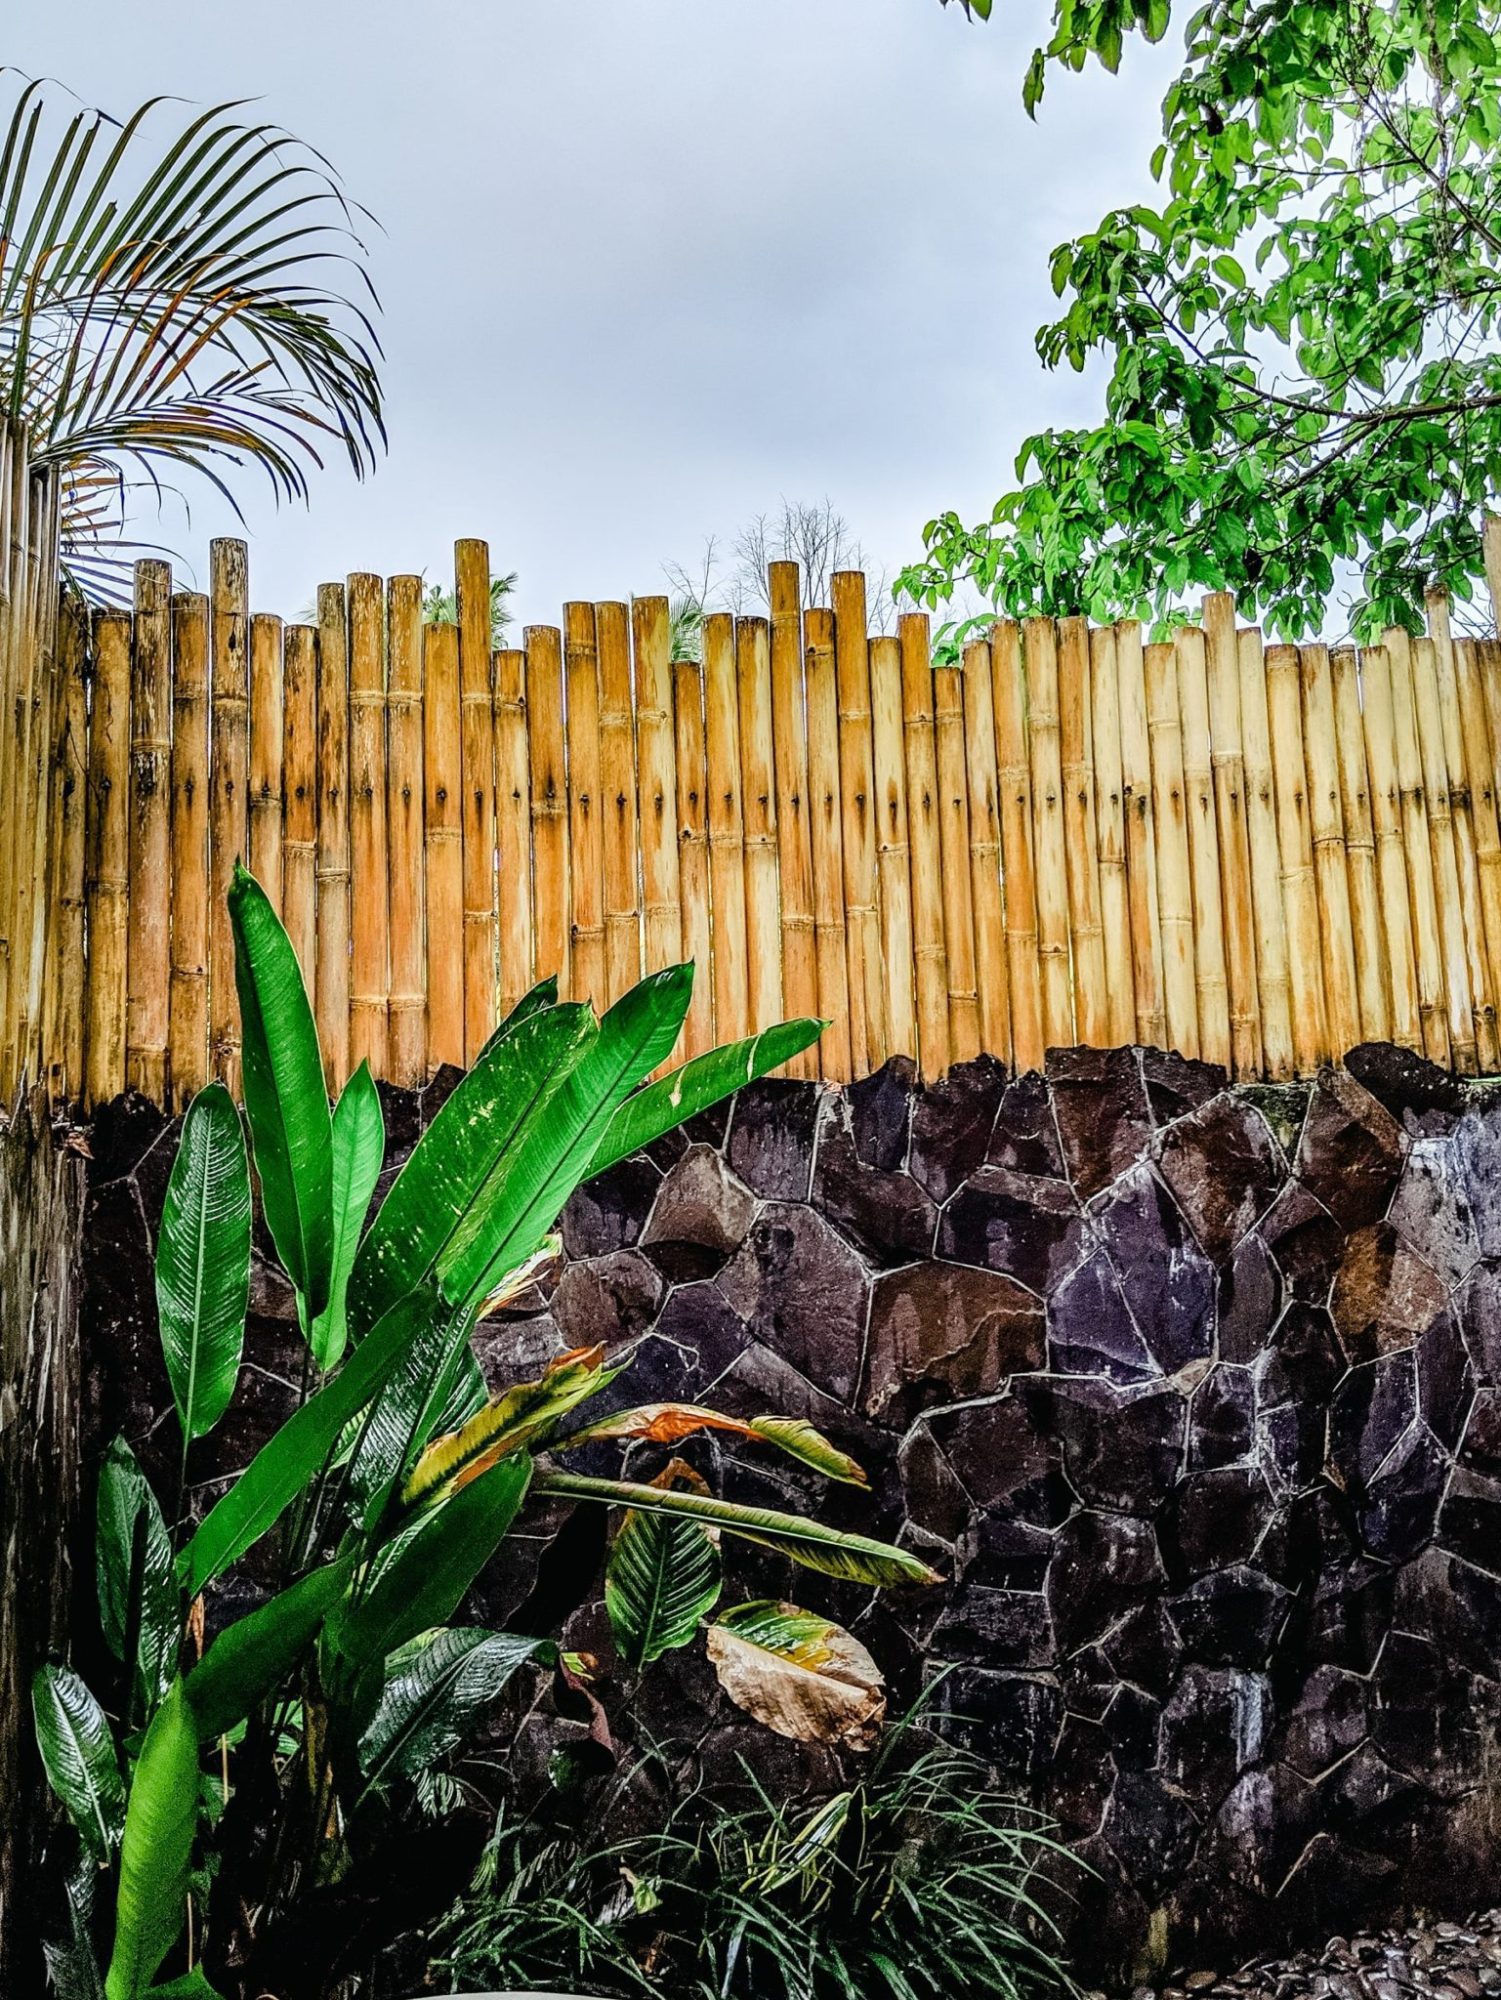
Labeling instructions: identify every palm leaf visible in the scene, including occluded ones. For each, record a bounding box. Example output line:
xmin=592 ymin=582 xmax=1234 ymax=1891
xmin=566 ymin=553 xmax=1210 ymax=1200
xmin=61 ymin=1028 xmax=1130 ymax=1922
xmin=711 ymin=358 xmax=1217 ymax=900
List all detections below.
xmin=155 ymin=1082 xmax=250 ymax=1443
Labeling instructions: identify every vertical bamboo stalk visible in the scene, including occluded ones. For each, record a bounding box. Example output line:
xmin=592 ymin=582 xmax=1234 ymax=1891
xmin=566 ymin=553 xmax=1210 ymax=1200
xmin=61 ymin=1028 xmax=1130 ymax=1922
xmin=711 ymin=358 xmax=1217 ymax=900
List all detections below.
xmin=1458 ymin=636 xmax=1501 ymax=1037
xmin=249 ymin=614 xmax=284 ymax=912
xmin=1386 ymin=626 xmax=1451 ymax=1066
xmin=494 ymin=644 xmax=532 ymax=1023
xmin=282 ymin=625 xmax=318 ymax=990
xmin=962 ymin=638 xmax=1010 ymax=1064
xmin=0 ymin=424 xmax=19 ymax=1088
xmin=126 ymin=558 xmax=172 ymax=1099
xmin=739 ymin=616 xmax=784 ymax=1037
xmin=632 ymin=596 xmax=682 ymax=979
xmin=526 ymin=625 xmax=569 ymax=1002
xmin=1144 ymin=639 xmax=1199 ymax=1058
xmin=1426 ymin=593 xmax=1497 ymax=1069
xmin=348 ymin=573 xmax=390 ymax=1078
xmin=832 ymin=571 xmax=885 ymax=1072
xmin=315 ymin=583 xmax=351 ymax=1092
xmin=1203 ymin=595 xmax=1261 ymax=1075
xmin=1238 ymin=625 xmax=1294 ymax=1079
xmin=564 ymin=601 xmax=605 ymax=1011
xmin=1359 ymin=643 xmax=1422 ymax=1053
xmin=769 ymin=563 xmax=818 ymax=1074
xmin=805 ymin=608 xmax=852 ymax=1080
xmin=1484 ymin=515 xmax=1501 ymax=630
xmin=168 ymin=593 xmax=210 ymax=1108
xmin=1089 ymin=624 xmax=1135 ymax=1049
xmin=1265 ymin=644 xmax=1328 ymax=1075
xmin=900 ymin=613 xmax=951 ymax=1077
xmin=425 ymin=620 xmax=465 ymax=1069
xmin=208 ymin=539 xmax=249 ymax=1091
xmin=1058 ymin=616 xmax=1108 ymax=1048
xmin=870 ymin=632 xmax=917 ymax=1059
xmin=935 ymin=656 xmax=980 ymax=1063
xmin=387 ymin=577 xmax=427 ymax=1086
xmin=674 ymin=657 xmax=714 ymax=1061
xmin=1410 ymin=631 xmax=1481 ymax=1071
xmin=13 ymin=473 xmax=59 ymax=1083
xmin=85 ymin=612 xmax=131 ymax=1107
xmin=457 ymin=540 xmax=497 ymax=1058
xmin=1174 ymin=625 xmax=1230 ymax=1068
xmin=43 ymin=599 xmax=88 ymax=1097
xmin=1116 ymin=620 xmax=1166 ymax=1051
xmin=1330 ymin=648 xmax=1391 ymax=1045
xmin=993 ymin=621 xmax=1046 ymax=1071
xmin=1298 ymin=645 xmax=1362 ymax=1061
xmin=597 ymin=601 xmax=640 ymax=1005
xmin=703 ymin=613 xmax=749 ymax=1043
xmin=1025 ymin=618 xmax=1074 ymax=1050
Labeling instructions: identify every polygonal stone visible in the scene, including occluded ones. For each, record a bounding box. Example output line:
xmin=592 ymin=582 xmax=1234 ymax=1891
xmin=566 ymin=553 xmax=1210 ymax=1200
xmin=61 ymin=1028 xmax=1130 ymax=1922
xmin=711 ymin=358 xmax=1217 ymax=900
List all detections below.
xmin=718 ymin=1203 xmax=868 ymax=1404
xmin=1454 ymin=1259 xmax=1501 ymax=1383
xmin=726 ymin=1078 xmax=821 ymax=1201
xmin=1161 ymin=1467 xmax=1275 ymax=1579
xmin=1217 ymin=1231 xmax=1282 ymax=1364
xmin=1358 ymin=1422 xmax=1446 ymax=1562
xmin=552 ymin=1251 xmax=664 ymax=1354
xmin=1157 ymin=1093 xmax=1286 ymax=1260
xmin=1370 ymin=1630 xmax=1488 ymax=1793
xmin=639 ymin=1143 xmax=757 ymax=1282
xmin=930 ymin=1587 xmax=1052 ymax=1668
xmin=1259 ymin=1180 xmax=1344 ymax=1303
xmin=1100 ymin=1601 xmax=1183 ymax=1697
xmin=1046 ymin=1511 xmax=1166 ymax=1653
xmin=1052 ymin=1713 xmax=1115 ymax=1837
xmin=1277 ymin=1664 xmax=1368 ymax=1779
xmin=1207 ymin=1764 xmax=1317 ymax=1897
xmin=863 ymin=1261 xmax=1043 ymax=1418
xmin=1100 ymin=1769 xmax=1200 ymax=1898
xmin=986 ymin=1071 xmax=1065 ymax=1177
xmin=1189 ymin=1365 xmax=1256 ymax=1470
xmin=1171 ymin=1566 xmax=1289 ymax=1665
xmin=1048 ymin=1044 xmax=1153 ymax=1199
xmin=963 ymin=1512 xmax=1056 ymax=1592
xmin=1032 ymin=1377 xmax=1185 ymax=1512
xmin=1295 ymin=1065 xmax=1406 ymax=1228
xmin=899 ymin=1424 xmax=970 ymax=1546
xmin=908 ymin=1054 xmax=1007 ymax=1202
xmin=1344 ymin=1040 xmax=1466 ymax=1133
xmin=924 ymin=1665 xmax=1061 ymax=1783
xmin=624 ymin=1279 xmax=750 ymax=1402
xmin=561 ymin=1152 xmax=662 ymax=1259
xmin=1047 ymin=1247 xmax=1157 ymax=1384
xmin=1159 ymin=1665 xmax=1270 ymax=1805
xmin=1388 ymin=1135 xmax=1480 ymax=1288
xmin=927 ymin=1394 xmax=1070 ymax=1525
xmin=1101 ymin=1683 xmax=1162 ymax=1769
xmin=1329 ymin=1354 xmax=1418 ymax=1494
xmin=1438 ymin=1466 xmax=1501 ymax=1575
xmin=937 ymin=1166 xmax=1086 ymax=1292
xmin=813 ymin=1096 xmax=937 ymax=1269
xmin=1094 ymin=1167 xmax=1215 ymax=1375
xmin=1141 ymin=1046 xmax=1228 ymax=1123
xmin=1255 ymin=1302 xmax=1344 ymax=1409
xmin=87 ymin=1089 xmax=170 ymax=1185
xmin=1453 ymin=1102 xmax=1501 ymax=1259
xmin=846 ymin=1057 xmax=916 ymax=1172
xmin=1417 ymin=1309 xmax=1472 ymax=1449
xmin=1460 ymin=1385 xmax=1501 ymax=1475
xmin=1306 ymin=1555 xmax=1393 ymax=1673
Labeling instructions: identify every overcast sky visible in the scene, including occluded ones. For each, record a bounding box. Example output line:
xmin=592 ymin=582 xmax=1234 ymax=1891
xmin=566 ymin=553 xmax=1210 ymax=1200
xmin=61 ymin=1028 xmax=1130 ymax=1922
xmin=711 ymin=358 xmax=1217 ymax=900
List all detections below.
xmin=11 ymin=1 xmax=1177 ymax=629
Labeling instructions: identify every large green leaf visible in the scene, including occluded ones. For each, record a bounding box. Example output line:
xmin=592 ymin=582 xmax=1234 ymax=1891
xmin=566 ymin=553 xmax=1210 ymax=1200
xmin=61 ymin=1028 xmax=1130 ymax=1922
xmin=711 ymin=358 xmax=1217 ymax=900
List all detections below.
xmin=31 ymin=1665 xmax=125 ymax=1861
xmin=155 ymin=1083 xmax=250 ymax=1444
xmin=605 ymin=1505 xmax=721 ymax=1667
xmin=343 ymin=1308 xmax=481 ymax=1515
xmin=141 ymin=1973 xmax=226 ymax=1999
xmin=359 ymin=1626 xmax=549 ymax=1788
xmin=310 ymin=1062 xmax=385 ymax=1371
xmin=179 ymin=1282 xmax=441 ymax=1596
xmin=476 ymin=973 xmax=560 ymax=1059
xmin=184 ymin=1557 xmax=354 ymax=1742
xmin=96 ymin=1437 xmax=178 ymax=1709
xmin=43 ymin=1855 xmax=105 ymax=2000
xmin=586 ymin=1017 xmax=825 ymax=1180
xmin=324 ymin=1453 xmax=532 ymax=1678
xmin=104 ymin=1679 xmax=199 ymax=2000
xmin=535 ymin=1471 xmax=940 ymax=1588
xmin=229 ymin=865 xmax=334 ymax=1323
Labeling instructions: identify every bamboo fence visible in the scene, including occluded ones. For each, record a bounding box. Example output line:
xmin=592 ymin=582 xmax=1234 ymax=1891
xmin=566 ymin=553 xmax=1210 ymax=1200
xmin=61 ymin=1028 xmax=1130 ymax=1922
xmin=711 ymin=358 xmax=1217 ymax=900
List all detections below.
xmin=13 ymin=516 xmax=1501 ymax=1109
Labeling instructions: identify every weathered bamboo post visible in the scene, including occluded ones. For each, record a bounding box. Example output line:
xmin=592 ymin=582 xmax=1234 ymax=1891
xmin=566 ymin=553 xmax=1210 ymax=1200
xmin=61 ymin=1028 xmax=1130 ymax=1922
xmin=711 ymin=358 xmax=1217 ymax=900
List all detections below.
xmin=1426 ymin=592 xmax=1497 ymax=1069
xmin=315 ymin=584 xmax=352 ymax=1091
xmin=523 ymin=625 xmax=569 ymax=1009
xmin=14 ymin=472 xmax=61 ymax=1085
xmin=1174 ymin=625 xmax=1230 ymax=1068
xmin=126 ymin=559 xmax=172 ymax=1099
xmin=805 ymin=607 xmax=852 ymax=1080
xmin=1024 ymin=617 xmax=1074 ymax=1050
xmin=348 ymin=573 xmax=390 ymax=1078
xmin=1330 ymin=647 xmax=1392 ymax=1046
xmin=1411 ymin=631 xmax=1481 ymax=1071
xmin=870 ymin=632 xmax=917 ymax=1059
xmin=993 ymin=620 xmax=1046 ymax=1072
xmin=426 ymin=620 xmax=466 ymax=1070
xmin=900 ymin=613 xmax=951 ymax=1077
xmin=1089 ymin=624 xmax=1136 ymax=1051
xmin=961 ymin=637 xmax=1010 ymax=1065
xmin=1484 ymin=514 xmax=1501 ymax=631
xmin=769 ymin=564 xmax=819 ymax=1075
xmin=0 ymin=423 xmax=20 ymax=1087
xmin=832 ymin=571 xmax=886 ymax=1071
xmin=457 ymin=541 xmax=497 ymax=1058
xmin=167 ymin=593 xmax=210 ymax=1107
xmin=1238 ymin=624 xmax=1295 ymax=1079
xmin=1265 ymin=643 xmax=1328 ymax=1074
xmin=1203 ymin=595 xmax=1261 ymax=1075
xmin=674 ymin=655 xmax=714 ymax=1061
xmin=1298 ymin=645 xmax=1362 ymax=1062
xmin=1144 ymin=639 xmax=1199 ymax=1059
xmin=387 ymin=577 xmax=428 ymax=1086
xmin=493 ymin=642 xmax=532 ymax=1024
xmin=1386 ymin=626 xmax=1452 ymax=1066
xmin=934 ymin=652 xmax=981 ymax=1063
xmin=249 ymin=614 xmax=285 ymax=912
xmin=1360 ymin=644 xmax=1423 ymax=1054
xmin=598 ymin=601 xmax=641 ymax=1006
xmin=85 ymin=612 xmax=131 ymax=1107
xmin=282 ymin=626 xmax=319 ymax=991
xmin=564 ymin=601 xmax=605 ymax=1012
xmin=1116 ymin=620 xmax=1166 ymax=1050
xmin=704 ymin=612 xmax=749 ymax=1043
xmin=1058 ymin=616 xmax=1108 ymax=1050
xmin=632 ymin=597 xmax=683 ymax=980
xmin=1457 ymin=636 xmax=1501 ymax=1029
xmin=42 ymin=600 xmax=88 ymax=1099
xmin=739 ymin=615 xmax=784 ymax=1037
xmin=208 ymin=540 xmax=249 ymax=1090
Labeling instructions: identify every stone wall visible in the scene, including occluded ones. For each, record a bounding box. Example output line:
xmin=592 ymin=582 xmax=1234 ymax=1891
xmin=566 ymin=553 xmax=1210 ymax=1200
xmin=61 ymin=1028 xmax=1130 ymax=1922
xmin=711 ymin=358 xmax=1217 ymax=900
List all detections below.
xmin=78 ymin=1042 xmax=1501 ymax=1981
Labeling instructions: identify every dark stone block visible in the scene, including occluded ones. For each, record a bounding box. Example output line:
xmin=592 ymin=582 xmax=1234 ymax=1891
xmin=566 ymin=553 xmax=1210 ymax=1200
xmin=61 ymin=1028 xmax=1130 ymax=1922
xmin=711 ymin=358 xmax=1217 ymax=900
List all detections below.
xmin=1454 ymin=1103 xmax=1501 ymax=1259
xmin=1052 ymin=1713 xmax=1115 ymax=1837
xmin=1189 ymin=1365 xmax=1256 ymax=1470
xmin=1296 ymin=1066 xmax=1407 ymax=1229
xmin=1206 ymin=1763 xmax=1318 ymax=1897
xmin=1460 ymin=1385 xmax=1501 ymax=1474
xmin=961 ymin=1515 xmax=1054 ymax=1594
xmin=925 ymin=1665 xmax=1062 ymax=1784
xmin=1141 ymin=1046 xmax=1228 ymax=1123
xmin=1417 ymin=1308 xmax=1472 ymax=1449
xmin=863 ymin=1261 xmax=1043 ymax=1420
xmin=1255 ymin=1302 xmax=1343 ymax=1408
xmin=1159 ymin=1665 xmax=1270 ymax=1806
xmin=639 ymin=1143 xmax=757 ymax=1282
xmin=87 ymin=1089 xmax=170 ymax=1184
xmin=937 ymin=1165 xmax=1086 ymax=1293
xmin=616 ymin=1280 xmax=750 ymax=1403
xmin=1437 ymin=1466 xmax=1501 ymax=1575
xmin=1259 ymin=1180 xmax=1343 ymax=1303
xmin=1032 ymin=1377 xmax=1185 ymax=1512
xmin=930 ymin=1586 xmax=1052 ymax=1667
xmin=1389 ymin=1134 xmax=1480 ymax=1287
xmin=1161 ymin=1467 xmax=1275 ymax=1580
xmin=1317 ymin=1741 xmax=1423 ymax=1841
xmin=1095 ymin=1167 xmax=1215 ymax=1375
xmin=908 ymin=1054 xmax=1006 ymax=1203
xmin=1048 ymin=1044 xmax=1153 ymax=1199
xmin=1455 ymin=1259 xmax=1501 ymax=1383
xmin=1102 ymin=1683 xmax=1162 ymax=1769
xmin=813 ymin=1097 xmax=937 ymax=1268
xmin=1046 ymin=1511 xmax=1166 ymax=1653
xmin=1157 ymin=1093 xmax=1285 ymax=1260
xmin=846 ymin=1058 xmax=916 ymax=1172
xmin=1257 ymin=1396 xmax=1326 ymax=1490
xmin=551 ymin=1250 xmax=665 ymax=1351
xmin=1358 ymin=1423 xmax=1444 ymax=1567
xmin=1047 ymin=1247 xmax=1158 ymax=1384
xmin=562 ymin=1152 xmax=662 ymax=1259
xmin=1306 ymin=1556 xmax=1393 ymax=1672
xmin=1329 ymin=1354 xmax=1417 ymax=1494
xmin=1371 ymin=1631 xmax=1489 ymax=1793
xmin=1171 ymin=1566 xmax=1289 ymax=1665
xmin=927 ymin=1395 xmax=1070 ymax=1525
xmin=1218 ymin=1231 xmax=1282 ymax=1364
xmin=1100 ymin=1601 xmax=1183 ymax=1698
xmin=1278 ymin=1664 xmax=1368 ymax=1778
xmin=899 ymin=1425 xmax=970 ymax=1546
xmin=1345 ymin=1040 xmax=1467 ymax=1131
xmin=987 ymin=1071 xmax=1065 ymax=1177
xmin=1101 ymin=1769 xmax=1200 ymax=1899
xmin=726 ymin=1078 xmax=821 ymax=1200
xmin=719 ymin=1203 xmax=868 ymax=1404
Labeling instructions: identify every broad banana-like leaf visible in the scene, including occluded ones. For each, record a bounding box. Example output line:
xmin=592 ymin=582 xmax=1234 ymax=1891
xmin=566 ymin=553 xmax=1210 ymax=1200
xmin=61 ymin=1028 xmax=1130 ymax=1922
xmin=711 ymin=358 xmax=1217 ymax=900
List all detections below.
xmin=706 ymin=1600 xmax=885 ymax=1749
xmin=229 ymin=866 xmax=334 ymax=1323
xmin=324 ymin=1452 xmax=533 ymax=1676
xmin=43 ymin=1855 xmax=104 ymax=2000
xmin=155 ymin=1083 xmax=250 ymax=1443
xmin=557 ymin=1403 xmax=868 ymax=1485
xmin=402 ymin=1345 xmax=615 ymax=1507
xmin=310 ymin=1062 xmax=385 ymax=1371
xmin=96 ymin=1436 xmax=178 ymax=1708
xmin=587 ymin=1017 xmax=825 ymax=1180
xmin=141 ymin=1972 xmax=226 ymax=1998
xmin=605 ymin=1490 xmax=721 ymax=1667
xmin=179 ymin=1282 xmax=442 ymax=1595
xmin=184 ymin=1556 xmax=354 ymax=1742
xmin=749 ymin=1417 xmax=867 ymax=1487
xmin=31 ymin=1665 xmax=125 ymax=1861
xmin=104 ymin=1679 xmax=199 ymax=2000
xmin=359 ymin=1625 xmax=549 ymax=1788
xmin=475 ymin=974 xmax=560 ymax=1061
xmin=534 ymin=1470 xmax=939 ymax=1588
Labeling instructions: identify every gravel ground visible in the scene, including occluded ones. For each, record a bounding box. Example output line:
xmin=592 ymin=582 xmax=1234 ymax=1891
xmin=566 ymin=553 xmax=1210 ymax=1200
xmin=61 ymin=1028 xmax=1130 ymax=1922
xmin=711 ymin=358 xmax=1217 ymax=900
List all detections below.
xmin=1093 ymin=1913 xmax=1501 ymax=2000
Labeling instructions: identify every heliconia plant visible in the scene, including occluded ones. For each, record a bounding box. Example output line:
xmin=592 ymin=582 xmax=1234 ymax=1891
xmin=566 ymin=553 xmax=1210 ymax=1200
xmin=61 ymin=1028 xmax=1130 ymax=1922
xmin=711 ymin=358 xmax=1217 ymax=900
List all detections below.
xmin=32 ymin=866 xmax=937 ymax=2000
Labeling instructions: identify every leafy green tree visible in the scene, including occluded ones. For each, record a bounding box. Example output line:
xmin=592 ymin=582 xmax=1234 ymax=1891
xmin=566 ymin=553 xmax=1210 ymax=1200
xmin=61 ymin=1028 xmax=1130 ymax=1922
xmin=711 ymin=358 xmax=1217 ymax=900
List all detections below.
xmin=909 ymin=0 xmax=1501 ymax=641
xmin=422 ymin=571 xmax=519 ymax=649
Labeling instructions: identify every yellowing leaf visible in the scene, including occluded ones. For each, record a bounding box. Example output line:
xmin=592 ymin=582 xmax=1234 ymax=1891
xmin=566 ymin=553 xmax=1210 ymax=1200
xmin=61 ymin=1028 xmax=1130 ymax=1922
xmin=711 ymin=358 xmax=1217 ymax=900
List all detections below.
xmin=749 ymin=1417 xmax=868 ymax=1487
xmin=560 ymin=1402 xmax=760 ymax=1448
xmin=706 ymin=1600 xmax=885 ymax=1750
xmin=403 ymin=1344 xmax=615 ymax=1506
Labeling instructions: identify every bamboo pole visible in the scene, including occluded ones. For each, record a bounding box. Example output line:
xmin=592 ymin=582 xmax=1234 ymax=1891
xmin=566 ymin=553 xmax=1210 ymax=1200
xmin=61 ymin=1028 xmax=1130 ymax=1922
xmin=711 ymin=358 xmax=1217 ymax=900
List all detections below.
xmin=805 ymin=608 xmax=852 ymax=1080
xmin=1361 ymin=643 xmax=1423 ymax=1054
xmin=739 ymin=615 xmax=784 ymax=1037
xmin=869 ymin=632 xmax=917 ymax=1059
xmin=1459 ymin=636 xmax=1501 ymax=1034
xmin=993 ymin=620 xmax=1046 ymax=1072
xmin=426 ymin=620 xmax=465 ymax=1069
xmin=1426 ymin=593 xmax=1497 ymax=1070
xmin=632 ymin=596 xmax=682 ymax=980
xmin=598 ymin=601 xmax=641 ymax=1006
xmin=387 ymin=577 xmax=427 ymax=1085
xmin=674 ymin=657 xmax=714 ymax=1060
xmin=1058 ymin=616 xmax=1108 ymax=1049
xmin=899 ymin=612 xmax=951 ymax=1077
xmin=1411 ymin=630 xmax=1482 ymax=1071
xmin=0 ymin=423 xmax=19 ymax=1086
xmin=564 ymin=601 xmax=605 ymax=1012
xmin=85 ymin=612 xmax=131 ymax=1107
xmin=526 ymin=625 xmax=569 ymax=1004
xmin=168 ymin=593 xmax=210 ymax=1108
xmin=1330 ymin=647 xmax=1391 ymax=1045
xmin=935 ymin=655 xmax=981 ymax=1063
xmin=347 ymin=573 xmax=390 ymax=1077
xmin=1116 ymin=620 xmax=1167 ymax=1050
xmin=704 ymin=612 xmax=749 ymax=1044
xmin=832 ymin=570 xmax=886 ymax=1071
xmin=1265 ymin=643 xmax=1327 ymax=1075
xmin=1089 ymin=624 xmax=1135 ymax=1050
xmin=282 ymin=626 xmax=318 ymax=991
xmin=962 ymin=638 xmax=1010 ymax=1064
xmin=1484 ymin=515 xmax=1501 ymax=630
xmin=208 ymin=540 xmax=249 ymax=1091
xmin=1386 ymin=626 xmax=1452 ymax=1066
xmin=457 ymin=540 xmax=497 ymax=1058
xmin=126 ymin=559 xmax=172 ymax=1100
xmin=249 ymin=614 xmax=284 ymax=912
xmin=1024 ymin=618 xmax=1074 ymax=1050
xmin=1238 ymin=625 xmax=1294 ymax=1079
xmin=43 ymin=599 xmax=87 ymax=1098
xmin=1203 ymin=594 xmax=1261 ymax=1076
xmin=1144 ymin=638 xmax=1199 ymax=1059
xmin=13 ymin=472 xmax=59 ymax=1084
xmin=494 ymin=644 xmax=532 ymax=1024
xmin=315 ymin=583 xmax=351 ymax=1092
xmin=1174 ymin=625 xmax=1230 ymax=1069
xmin=1298 ymin=645 xmax=1362 ymax=1062
xmin=769 ymin=563 xmax=818 ymax=1074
